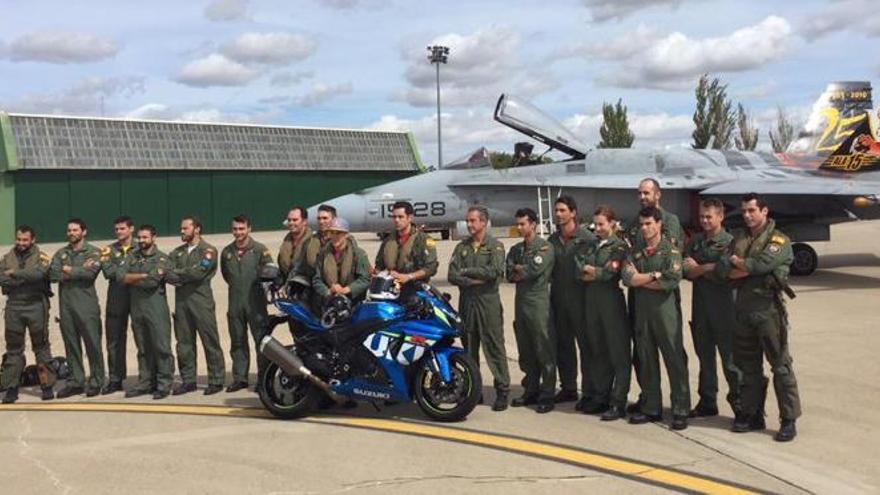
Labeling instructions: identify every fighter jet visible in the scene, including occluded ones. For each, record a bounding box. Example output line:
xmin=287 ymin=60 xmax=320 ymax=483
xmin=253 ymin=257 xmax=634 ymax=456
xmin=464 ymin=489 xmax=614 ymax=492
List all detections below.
xmin=314 ymin=81 xmax=880 ymax=276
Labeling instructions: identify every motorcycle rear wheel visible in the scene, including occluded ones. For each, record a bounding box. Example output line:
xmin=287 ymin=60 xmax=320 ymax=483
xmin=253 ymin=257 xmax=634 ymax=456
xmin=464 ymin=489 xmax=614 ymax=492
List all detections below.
xmin=414 ymin=352 xmax=482 ymax=422
xmin=259 ymin=363 xmax=319 ymax=419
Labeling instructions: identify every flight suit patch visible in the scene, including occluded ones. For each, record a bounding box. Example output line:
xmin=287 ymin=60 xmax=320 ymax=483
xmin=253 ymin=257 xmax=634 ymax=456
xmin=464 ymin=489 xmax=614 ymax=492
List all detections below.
xmin=534 ymin=255 xmax=543 ymax=265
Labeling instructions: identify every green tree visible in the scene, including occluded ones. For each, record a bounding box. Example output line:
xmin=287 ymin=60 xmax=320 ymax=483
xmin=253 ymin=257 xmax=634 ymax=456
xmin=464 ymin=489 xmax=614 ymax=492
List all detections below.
xmin=735 ymin=103 xmax=759 ymax=151
xmin=489 ymin=151 xmax=514 ymax=169
xmin=692 ymin=74 xmax=736 ymax=150
xmin=489 ymin=150 xmax=551 ymax=169
xmin=768 ymin=106 xmax=796 ymax=153
xmin=597 ymin=99 xmax=635 ymax=148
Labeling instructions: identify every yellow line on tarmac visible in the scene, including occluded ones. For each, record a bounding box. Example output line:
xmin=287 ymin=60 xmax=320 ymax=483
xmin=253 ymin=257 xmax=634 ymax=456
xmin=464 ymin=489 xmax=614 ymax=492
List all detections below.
xmin=1 ymin=402 xmax=759 ymax=494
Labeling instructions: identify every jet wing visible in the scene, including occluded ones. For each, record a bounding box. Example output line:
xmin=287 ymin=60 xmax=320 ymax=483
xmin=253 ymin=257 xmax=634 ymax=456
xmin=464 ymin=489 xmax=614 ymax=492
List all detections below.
xmin=699 ymin=176 xmax=880 ymax=196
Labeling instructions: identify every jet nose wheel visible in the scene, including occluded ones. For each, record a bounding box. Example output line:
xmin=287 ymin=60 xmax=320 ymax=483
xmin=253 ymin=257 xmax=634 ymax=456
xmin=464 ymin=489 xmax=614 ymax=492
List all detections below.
xmin=791 ymin=243 xmax=818 ymax=276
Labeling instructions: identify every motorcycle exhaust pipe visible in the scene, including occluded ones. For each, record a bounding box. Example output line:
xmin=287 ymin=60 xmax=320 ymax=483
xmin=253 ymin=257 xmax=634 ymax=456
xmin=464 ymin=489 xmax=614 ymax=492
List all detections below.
xmin=259 ymin=336 xmax=347 ymax=404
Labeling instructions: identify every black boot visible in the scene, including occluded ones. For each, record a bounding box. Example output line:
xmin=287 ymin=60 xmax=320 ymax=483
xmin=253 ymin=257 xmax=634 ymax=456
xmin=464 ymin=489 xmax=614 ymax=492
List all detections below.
xmin=492 ymin=391 xmax=508 ymax=412
xmin=41 ymin=386 xmax=54 ymax=401
xmin=774 ymin=419 xmax=797 ymax=442
xmin=554 ymin=389 xmax=578 ymax=404
xmin=511 ymin=394 xmax=538 ymax=407
xmin=56 ymin=385 xmax=84 ymax=399
xmin=688 ymin=401 xmax=719 ymax=418
xmin=535 ymin=400 xmax=554 ymax=414
xmin=600 ymin=405 xmax=626 ymax=421
xmin=101 ymin=381 xmax=123 ymax=395
xmin=2 ymin=387 xmax=18 ymax=404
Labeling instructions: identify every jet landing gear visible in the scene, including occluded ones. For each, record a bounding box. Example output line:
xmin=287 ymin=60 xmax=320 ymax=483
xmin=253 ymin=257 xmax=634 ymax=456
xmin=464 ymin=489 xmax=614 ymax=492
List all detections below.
xmin=791 ymin=243 xmax=818 ymax=276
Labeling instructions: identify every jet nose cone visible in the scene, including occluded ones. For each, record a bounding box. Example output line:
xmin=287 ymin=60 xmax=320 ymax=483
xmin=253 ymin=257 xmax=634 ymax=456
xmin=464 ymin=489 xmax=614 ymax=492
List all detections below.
xmin=312 ymin=194 xmax=367 ymax=231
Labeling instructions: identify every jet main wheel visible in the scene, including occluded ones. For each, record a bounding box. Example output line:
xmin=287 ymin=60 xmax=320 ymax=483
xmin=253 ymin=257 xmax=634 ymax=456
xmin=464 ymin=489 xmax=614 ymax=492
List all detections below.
xmin=791 ymin=242 xmax=818 ymax=276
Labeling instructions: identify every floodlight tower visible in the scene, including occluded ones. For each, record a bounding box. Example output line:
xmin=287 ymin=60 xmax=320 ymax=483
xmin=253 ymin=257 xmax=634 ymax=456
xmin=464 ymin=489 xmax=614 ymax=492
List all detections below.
xmin=427 ymin=45 xmax=449 ymax=169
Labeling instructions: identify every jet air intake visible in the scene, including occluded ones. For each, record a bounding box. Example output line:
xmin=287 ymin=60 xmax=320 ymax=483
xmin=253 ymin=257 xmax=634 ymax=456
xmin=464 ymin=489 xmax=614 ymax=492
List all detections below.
xmin=494 ymin=94 xmax=588 ymax=159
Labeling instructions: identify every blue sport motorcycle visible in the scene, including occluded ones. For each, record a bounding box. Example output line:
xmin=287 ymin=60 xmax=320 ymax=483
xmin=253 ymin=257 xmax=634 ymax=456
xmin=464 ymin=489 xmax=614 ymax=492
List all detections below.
xmin=257 ymin=269 xmax=482 ymax=422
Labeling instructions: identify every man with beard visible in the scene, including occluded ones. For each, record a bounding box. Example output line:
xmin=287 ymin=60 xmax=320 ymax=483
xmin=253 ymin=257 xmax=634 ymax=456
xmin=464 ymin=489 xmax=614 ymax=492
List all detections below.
xmin=278 ymin=206 xmax=322 ymax=314
xmin=448 ymin=206 xmax=510 ymax=411
xmin=277 ymin=206 xmax=321 ymax=281
xmin=99 ymin=216 xmax=135 ymax=395
xmin=0 ymin=226 xmax=56 ymax=403
xmin=221 ymin=215 xmax=274 ymax=393
xmin=624 ymin=178 xmax=685 ymax=414
xmin=120 ymin=225 xmax=174 ymax=400
xmin=716 ymin=193 xmax=801 ymax=442
xmin=374 ymin=201 xmax=438 ymax=284
xmin=312 ymin=218 xmax=371 ymax=304
xmin=167 ymin=216 xmax=225 ymax=396
xmin=49 ymin=219 xmax=105 ymax=399
xmin=548 ymin=196 xmax=596 ymax=410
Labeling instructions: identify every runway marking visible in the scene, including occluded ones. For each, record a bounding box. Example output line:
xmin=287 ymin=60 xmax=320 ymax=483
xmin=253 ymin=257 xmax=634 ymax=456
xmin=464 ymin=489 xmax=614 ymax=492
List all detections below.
xmin=1 ymin=402 xmax=760 ymax=494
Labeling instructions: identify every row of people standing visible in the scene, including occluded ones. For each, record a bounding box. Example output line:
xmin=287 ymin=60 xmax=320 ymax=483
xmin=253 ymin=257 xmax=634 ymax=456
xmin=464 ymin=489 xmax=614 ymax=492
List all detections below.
xmin=446 ymin=179 xmax=801 ymax=442
xmin=0 ymin=215 xmax=275 ymax=402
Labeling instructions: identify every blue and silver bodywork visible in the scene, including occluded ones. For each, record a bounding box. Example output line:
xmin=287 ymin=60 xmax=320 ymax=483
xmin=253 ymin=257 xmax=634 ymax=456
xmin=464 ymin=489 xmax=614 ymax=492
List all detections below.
xmin=273 ymin=287 xmax=464 ymax=403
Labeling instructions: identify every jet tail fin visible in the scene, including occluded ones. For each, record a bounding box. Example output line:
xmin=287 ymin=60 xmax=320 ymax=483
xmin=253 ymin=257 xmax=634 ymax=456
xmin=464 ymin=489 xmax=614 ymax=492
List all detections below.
xmin=787 ymin=81 xmax=874 ymax=158
xmin=817 ymin=114 xmax=880 ymax=173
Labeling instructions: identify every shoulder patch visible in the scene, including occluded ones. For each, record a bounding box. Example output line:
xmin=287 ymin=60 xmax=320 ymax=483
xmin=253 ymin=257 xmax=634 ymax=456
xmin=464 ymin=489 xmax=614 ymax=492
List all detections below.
xmin=425 ymin=238 xmax=436 ymax=248
xmin=204 ymin=250 xmax=214 ymax=260
xmin=101 ymin=247 xmax=111 ymax=256
xmin=769 ymin=244 xmax=781 ymax=253
xmin=771 ymin=234 xmax=786 ymax=245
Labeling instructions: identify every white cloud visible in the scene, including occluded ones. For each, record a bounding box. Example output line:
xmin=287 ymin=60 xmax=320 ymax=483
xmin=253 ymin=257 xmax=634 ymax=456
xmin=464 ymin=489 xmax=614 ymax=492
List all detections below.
xmin=598 ymin=16 xmax=793 ymax=91
xmin=124 ymin=102 xmax=282 ymax=124
xmin=798 ymin=0 xmax=880 ymax=40
xmin=221 ymin=32 xmax=317 ymax=65
xmin=204 ymin=0 xmax=250 ymax=21
xmin=399 ymin=26 xmax=558 ymax=108
xmin=269 ymin=70 xmax=314 ymax=87
xmin=565 ymin=111 xmax=694 ymax=147
xmin=4 ymin=76 xmax=145 ymax=114
xmin=175 ymin=53 xmax=259 ymax=87
xmin=125 ymin=103 xmax=174 ymax=120
xmin=5 ymin=32 xmax=118 ymax=64
xmin=581 ymin=0 xmax=692 ymax=23
xmin=314 ymin=0 xmax=359 ymax=8
xmin=552 ymin=23 xmax=663 ymax=61
xmin=368 ymin=110 xmax=521 ymax=166
xmin=293 ymin=82 xmax=353 ymax=107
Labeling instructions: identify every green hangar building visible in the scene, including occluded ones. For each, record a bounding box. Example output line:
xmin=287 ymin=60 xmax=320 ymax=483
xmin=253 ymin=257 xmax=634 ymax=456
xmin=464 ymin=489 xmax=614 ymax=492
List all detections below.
xmin=0 ymin=112 xmax=423 ymax=242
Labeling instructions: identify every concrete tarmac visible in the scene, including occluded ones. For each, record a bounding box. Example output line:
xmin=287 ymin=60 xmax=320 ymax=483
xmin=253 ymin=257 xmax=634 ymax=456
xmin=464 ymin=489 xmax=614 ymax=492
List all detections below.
xmin=1 ymin=220 xmax=879 ymax=494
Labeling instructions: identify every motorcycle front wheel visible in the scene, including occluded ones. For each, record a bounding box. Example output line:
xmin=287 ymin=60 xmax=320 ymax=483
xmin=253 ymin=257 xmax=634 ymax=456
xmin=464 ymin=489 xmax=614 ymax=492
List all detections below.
xmin=259 ymin=362 xmax=319 ymax=419
xmin=414 ymin=351 xmax=482 ymax=422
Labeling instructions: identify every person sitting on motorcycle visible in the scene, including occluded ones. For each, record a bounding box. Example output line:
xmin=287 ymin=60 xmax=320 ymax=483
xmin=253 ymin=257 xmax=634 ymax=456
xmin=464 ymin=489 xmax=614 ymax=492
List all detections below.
xmin=312 ymin=218 xmax=372 ymax=304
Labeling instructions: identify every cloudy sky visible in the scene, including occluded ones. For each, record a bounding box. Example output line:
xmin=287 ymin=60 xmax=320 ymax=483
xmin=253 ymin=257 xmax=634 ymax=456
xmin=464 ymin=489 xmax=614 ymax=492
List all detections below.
xmin=1 ymin=0 xmax=877 ymax=165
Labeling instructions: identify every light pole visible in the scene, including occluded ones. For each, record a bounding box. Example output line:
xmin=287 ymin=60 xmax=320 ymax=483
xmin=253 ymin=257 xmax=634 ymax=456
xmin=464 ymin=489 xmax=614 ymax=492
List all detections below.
xmin=427 ymin=45 xmax=449 ymax=169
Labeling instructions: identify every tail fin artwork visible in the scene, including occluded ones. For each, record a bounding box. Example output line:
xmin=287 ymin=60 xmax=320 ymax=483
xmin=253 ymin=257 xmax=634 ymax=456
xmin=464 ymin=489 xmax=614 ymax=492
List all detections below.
xmin=818 ymin=114 xmax=880 ymax=172
xmin=787 ymin=81 xmax=874 ymax=158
